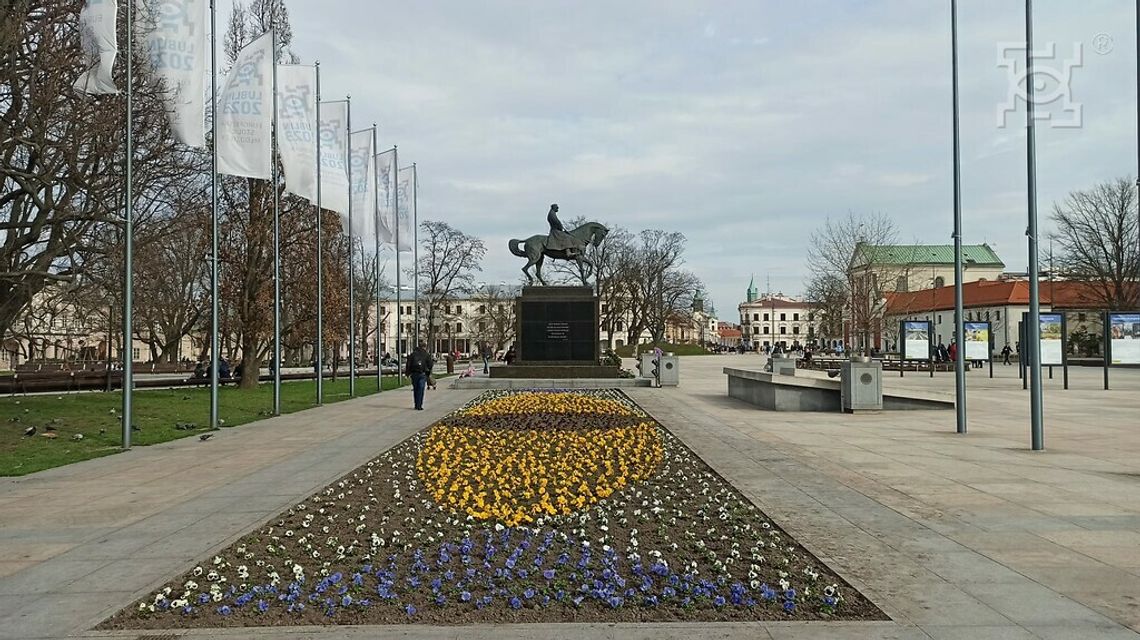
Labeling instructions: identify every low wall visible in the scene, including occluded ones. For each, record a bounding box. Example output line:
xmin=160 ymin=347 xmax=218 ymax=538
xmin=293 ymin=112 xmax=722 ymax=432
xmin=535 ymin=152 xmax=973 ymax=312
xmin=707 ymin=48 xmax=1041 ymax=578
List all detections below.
xmin=452 ymin=378 xmax=652 ymax=390
xmin=724 ymin=367 xmax=953 ymax=412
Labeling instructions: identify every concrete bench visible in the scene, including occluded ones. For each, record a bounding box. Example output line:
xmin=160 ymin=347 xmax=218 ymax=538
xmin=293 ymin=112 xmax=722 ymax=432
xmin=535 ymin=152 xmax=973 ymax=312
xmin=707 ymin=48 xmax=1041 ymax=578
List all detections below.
xmin=724 ymin=367 xmax=954 ymax=412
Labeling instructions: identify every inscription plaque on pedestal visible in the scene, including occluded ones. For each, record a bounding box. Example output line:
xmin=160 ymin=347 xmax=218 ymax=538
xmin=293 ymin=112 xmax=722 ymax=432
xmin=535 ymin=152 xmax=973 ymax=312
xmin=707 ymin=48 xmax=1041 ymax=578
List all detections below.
xmin=517 ymin=286 xmax=598 ymax=363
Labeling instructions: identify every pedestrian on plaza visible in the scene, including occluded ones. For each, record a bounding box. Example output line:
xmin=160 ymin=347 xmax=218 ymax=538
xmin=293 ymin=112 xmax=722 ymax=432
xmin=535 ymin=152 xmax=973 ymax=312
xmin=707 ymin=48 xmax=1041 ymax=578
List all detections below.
xmin=218 ymin=356 xmax=231 ymax=380
xmin=405 ymin=342 xmax=433 ymax=411
xmin=481 ymin=343 xmax=490 ymax=374
xmin=948 ymin=340 xmax=958 ymax=363
xmin=504 ymin=346 xmax=517 ymax=366
xmin=937 ymin=342 xmax=949 ymax=362
xmin=1001 ymin=343 xmax=1013 ymax=365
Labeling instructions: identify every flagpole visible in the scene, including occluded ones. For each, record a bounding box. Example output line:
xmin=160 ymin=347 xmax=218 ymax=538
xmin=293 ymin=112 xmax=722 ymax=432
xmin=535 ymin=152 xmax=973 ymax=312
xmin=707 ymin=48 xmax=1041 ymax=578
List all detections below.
xmin=412 ymin=162 xmax=419 ymax=348
xmin=121 ymin=0 xmax=135 ymax=450
xmin=209 ymin=0 xmax=220 ymax=430
xmin=315 ymin=63 xmax=326 ymax=405
xmin=1025 ymin=0 xmax=1045 ymax=451
xmin=346 ymin=95 xmax=355 ymax=397
xmin=271 ymin=27 xmax=282 ymax=415
xmin=372 ymin=128 xmax=382 ymax=392
xmin=394 ymin=146 xmax=402 ymax=384
xmin=950 ymin=0 xmax=967 ymax=435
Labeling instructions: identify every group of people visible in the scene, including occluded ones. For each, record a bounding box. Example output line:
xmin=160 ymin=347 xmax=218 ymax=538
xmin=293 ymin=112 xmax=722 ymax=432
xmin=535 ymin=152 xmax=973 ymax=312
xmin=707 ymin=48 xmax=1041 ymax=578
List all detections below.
xmin=191 ymin=357 xmax=243 ymax=381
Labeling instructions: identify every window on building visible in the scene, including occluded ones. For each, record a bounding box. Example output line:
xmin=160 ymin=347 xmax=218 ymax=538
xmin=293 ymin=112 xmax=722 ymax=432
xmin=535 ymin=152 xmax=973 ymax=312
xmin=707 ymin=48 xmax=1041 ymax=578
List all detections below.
xmin=793 ymin=326 xmax=800 ymax=335
xmin=793 ymin=313 xmax=800 ymax=321
xmin=455 ymin=305 xmax=462 ymax=315
xmin=896 ymin=276 xmax=908 ymax=292
xmin=753 ymin=313 xmax=759 ymax=321
xmin=132 ymin=348 xmax=140 ymax=361
xmin=763 ymin=313 xmax=769 ymax=321
xmin=808 ymin=313 xmax=815 ymax=322
xmin=616 ymin=319 xmax=624 ymax=331
xmin=753 ymin=327 xmax=760 ymax=335
xmin=455 ymin=322 xmax=463 ymax=333
xmin=763 ymin=326 xmax=770 ymax=335
xmin=1078 ymin=312 xmax=1086 ymax=321
xmin=478 ymin=321 xmax=486 ymax=331
xmin=780 ymin=313 xmax=786 ymax=321
xmin=996 ymin=310 xmax=1001 ymax=320
xmin=380 ymin=306 xmax=386 ymax=315
xmin=479 ymin=304 xmax=486 ymax=314
xmin=934 ymin=276 xmax=945 ymax=288
xmin=601 ymin=304 xmax=607 ymax=313
xmin=780 ymin=327 xmax=787 ymax=335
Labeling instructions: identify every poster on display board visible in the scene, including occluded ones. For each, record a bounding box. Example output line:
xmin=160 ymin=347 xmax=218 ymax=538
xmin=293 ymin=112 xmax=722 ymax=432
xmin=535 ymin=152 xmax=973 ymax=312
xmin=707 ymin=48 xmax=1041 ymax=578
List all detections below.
xmin=1107 ymin=312 xmax=1140 ymax=365
xmin=963 ymin=321 xmax=991 ymax=361
xmin=901 ymin=320 xmax=932 ymax=361
xmin=1038 ymin=313 xmax=1065 ymax=366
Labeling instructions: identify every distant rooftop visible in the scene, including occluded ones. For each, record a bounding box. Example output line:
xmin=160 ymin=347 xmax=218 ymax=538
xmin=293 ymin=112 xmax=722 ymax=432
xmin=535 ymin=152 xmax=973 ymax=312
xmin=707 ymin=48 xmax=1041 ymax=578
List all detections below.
xmin=855 ymin=243 xmax=1005 ymax=267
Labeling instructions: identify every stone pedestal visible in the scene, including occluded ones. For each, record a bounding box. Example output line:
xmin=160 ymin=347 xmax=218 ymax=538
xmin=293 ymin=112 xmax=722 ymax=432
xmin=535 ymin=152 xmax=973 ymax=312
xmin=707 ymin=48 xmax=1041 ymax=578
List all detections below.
xmin=491 ymin=286 xmax=617 ymax=379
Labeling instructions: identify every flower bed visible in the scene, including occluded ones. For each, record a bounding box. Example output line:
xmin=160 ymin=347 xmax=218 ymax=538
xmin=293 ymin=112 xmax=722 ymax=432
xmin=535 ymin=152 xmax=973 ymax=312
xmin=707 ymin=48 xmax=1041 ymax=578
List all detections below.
xmin=105 ymin=389 xmax=882 ymax=628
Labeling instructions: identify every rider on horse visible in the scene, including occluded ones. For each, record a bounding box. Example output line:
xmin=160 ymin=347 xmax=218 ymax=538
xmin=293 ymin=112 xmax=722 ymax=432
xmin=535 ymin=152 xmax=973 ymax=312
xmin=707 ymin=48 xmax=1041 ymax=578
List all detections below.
xmin=545 ymin=204 xmax=580 ymax=256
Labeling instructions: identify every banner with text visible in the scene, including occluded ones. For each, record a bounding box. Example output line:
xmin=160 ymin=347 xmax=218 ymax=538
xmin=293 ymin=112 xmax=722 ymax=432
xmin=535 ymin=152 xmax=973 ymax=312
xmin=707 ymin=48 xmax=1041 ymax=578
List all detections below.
xmin=348 ymin=131 xmax=375 ymax=240
xmin=316 ymin=102 xmax=351 ymax=215
xmin=1108 ymin=312 xmax=1140 ymax=365
xmin=375 ymin=149 xmax=397 ymax=245
xmin=75 ymin=0 xmax=119 ymax=94
xmin=275 ymin=65 xmax=317 ymax=200
xmin=396 ymin=166 xmax=414 ymax=252
xmin=216 ymin=32 xmax=273 ymax=179
xmin=137 ymin=0 xmax=207 ymax=146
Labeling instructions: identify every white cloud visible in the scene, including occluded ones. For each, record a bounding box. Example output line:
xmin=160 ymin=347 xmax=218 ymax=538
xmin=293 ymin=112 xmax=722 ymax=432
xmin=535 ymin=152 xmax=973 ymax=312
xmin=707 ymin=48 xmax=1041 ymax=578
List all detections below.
xmin=265 ymin=0 xmax=1137 ymax=317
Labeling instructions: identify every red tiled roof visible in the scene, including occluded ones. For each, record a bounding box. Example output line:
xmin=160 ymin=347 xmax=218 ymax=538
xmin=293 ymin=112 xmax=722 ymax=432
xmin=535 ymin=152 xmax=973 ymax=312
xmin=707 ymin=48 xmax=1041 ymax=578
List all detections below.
xmin=885 ymin=280 xmax=1127 ymax=315
xmin=718 ymin=328 xmax=742 ymax=338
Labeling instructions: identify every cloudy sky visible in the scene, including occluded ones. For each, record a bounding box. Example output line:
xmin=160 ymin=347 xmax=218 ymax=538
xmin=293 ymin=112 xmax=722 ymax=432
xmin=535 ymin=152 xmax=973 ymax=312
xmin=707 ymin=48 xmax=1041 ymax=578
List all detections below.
xmin=267 ymin=0 xmax=1136 ymax=317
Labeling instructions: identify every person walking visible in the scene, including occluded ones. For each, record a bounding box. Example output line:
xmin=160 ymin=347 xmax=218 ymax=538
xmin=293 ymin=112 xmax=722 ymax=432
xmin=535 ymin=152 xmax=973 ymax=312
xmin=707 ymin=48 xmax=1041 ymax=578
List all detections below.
xmin=1001 ymin=343 xmax=1012 ymax=365
xmin=481 ymin=342 xmax=491 ymax=374
xmin=947 ymin=340 xmax=958 ymax=363
xmin=405 ymin=342 xmax=433 ymax=411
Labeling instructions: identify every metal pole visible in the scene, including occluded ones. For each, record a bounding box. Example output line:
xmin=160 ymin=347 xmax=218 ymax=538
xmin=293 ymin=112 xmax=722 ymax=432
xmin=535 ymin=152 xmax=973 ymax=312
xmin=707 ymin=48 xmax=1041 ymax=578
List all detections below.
xmin=950 ymin=0 xmax=967 ymax=434
xmin=121 ymin=0 xmax=134 ymax=450
xmin=271 ymin=28 xmax=282 ymax=415
xmin=1025 ymin=0 xmax=1044 ymax=451
xmin=412 ymin=162 xmax=419 ymax=347
xmin=315 ymin=63 xmax=324 ymax=405
xmin=394 ymin=146 xmax=402 ymax=384
xmin=209 ymin=0 xmax=220 ymax=430
xmin=372 ymin=128 xmax=382 ymax=392
xmin=346 ymin=96 xmax=355 ymax=397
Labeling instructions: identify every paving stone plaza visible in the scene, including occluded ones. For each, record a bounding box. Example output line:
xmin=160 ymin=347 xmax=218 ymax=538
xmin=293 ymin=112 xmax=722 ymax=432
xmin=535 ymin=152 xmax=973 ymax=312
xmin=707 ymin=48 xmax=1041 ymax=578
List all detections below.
xmin=1 ymin=355 xmax=1137 ymax=639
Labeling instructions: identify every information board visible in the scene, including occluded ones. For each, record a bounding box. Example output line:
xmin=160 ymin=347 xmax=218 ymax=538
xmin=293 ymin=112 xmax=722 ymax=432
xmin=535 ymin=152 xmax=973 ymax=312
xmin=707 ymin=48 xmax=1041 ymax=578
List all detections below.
xmin=901 ymin=320 xmax=932 ymax=361
xmin=1039 ymin=313 xmax=1064 ymax=366
xmin=963 ymin=321 xmax=991 ymax=361
xmin=1108 ymin=312 xmax=1140 ymax=365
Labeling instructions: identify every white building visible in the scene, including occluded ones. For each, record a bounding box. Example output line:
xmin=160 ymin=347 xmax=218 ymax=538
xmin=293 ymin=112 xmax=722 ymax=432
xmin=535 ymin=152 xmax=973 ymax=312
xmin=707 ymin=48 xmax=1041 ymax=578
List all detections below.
xmin=738 ymin=278 xmax=819 ymax=350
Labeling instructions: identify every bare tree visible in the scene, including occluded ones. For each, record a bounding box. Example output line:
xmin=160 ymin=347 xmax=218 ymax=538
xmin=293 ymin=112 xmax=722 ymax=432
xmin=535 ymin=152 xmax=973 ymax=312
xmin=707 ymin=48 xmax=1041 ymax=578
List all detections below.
xmin=0 ymin=0 xmax=193 ymax=341
xmin=805 ymin=211 xmax=910 ymax=355
xmin=1051 ymin=177 xmax=1140 ymax=310
xmin=471 ymin=283 xmax=517 ymax=354
xmin=415 ymin=221 xmax=486 ymax=352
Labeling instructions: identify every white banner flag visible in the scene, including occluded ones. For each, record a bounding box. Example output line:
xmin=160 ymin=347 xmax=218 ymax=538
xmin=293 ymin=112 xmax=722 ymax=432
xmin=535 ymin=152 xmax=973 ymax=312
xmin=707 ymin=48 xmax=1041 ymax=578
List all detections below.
xmin=75 ymin=0 xmax=119 ymax=94
xmin=216 ymin=31 xmax=273 ymax=179
xmin=275 ymin=64 xmax=317 ymax=200
xmin=375 ymin=149 xmax=396 ymax=246
xmin=396 ymin=166 xmax=414 ymax=252
xmin=348 ymin=130 xmax=375 ymax=239
xmin=136 ymin=0 xmax=208 ymax=147
xmin=317 ymin=102 xmax=351 ymax=215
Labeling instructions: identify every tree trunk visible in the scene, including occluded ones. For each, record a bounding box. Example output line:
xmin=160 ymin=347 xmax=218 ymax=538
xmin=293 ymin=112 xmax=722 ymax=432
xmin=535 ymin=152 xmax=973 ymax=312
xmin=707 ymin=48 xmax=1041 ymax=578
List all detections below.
xmin=239 ymin=335 xmax=260 ymax=389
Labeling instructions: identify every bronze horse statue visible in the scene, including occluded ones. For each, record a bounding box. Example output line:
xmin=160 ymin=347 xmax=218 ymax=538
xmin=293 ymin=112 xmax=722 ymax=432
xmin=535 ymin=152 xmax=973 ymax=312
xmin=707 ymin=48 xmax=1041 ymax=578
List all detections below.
xmin=508 ymin=221 xmax=609 ymax=286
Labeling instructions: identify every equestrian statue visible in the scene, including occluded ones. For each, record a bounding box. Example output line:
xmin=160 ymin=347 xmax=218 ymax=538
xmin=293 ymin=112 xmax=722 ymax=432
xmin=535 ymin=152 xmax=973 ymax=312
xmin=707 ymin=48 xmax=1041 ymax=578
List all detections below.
xmin=508 ymin=204 xmax=609 ymax=286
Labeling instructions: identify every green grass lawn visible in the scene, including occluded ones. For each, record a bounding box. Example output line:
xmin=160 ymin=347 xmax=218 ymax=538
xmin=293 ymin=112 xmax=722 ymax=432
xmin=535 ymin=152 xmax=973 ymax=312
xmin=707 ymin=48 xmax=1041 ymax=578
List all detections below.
xmin=0 ymin=375 xmax=410 ymax=477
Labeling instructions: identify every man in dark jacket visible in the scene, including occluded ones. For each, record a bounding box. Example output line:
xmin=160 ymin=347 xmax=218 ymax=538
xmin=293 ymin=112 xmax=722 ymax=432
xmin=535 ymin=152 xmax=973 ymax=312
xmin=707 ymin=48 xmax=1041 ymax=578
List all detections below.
xmin=405 ymin=342 xmax=433 ymax=410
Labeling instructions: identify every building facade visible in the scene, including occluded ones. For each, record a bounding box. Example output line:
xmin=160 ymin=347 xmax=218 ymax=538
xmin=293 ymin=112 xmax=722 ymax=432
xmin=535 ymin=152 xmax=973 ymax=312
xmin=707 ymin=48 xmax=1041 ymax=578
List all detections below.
xmin=737 ymin=279 xmax=819 ymax=350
